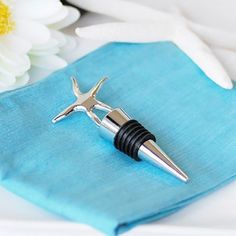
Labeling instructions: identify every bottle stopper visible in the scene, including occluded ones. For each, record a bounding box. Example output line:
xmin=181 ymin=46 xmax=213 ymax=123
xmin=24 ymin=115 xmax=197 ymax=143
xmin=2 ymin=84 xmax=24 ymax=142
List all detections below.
xmin=52 ymin=77 xmax=188 ymax=182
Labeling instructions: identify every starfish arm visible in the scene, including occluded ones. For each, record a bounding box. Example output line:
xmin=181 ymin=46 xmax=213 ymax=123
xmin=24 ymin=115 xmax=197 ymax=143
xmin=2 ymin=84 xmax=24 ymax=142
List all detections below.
xmin=95 ymin=100 xmax=112 ymax=112
xmin=52 ymin=104 xmax=77 ymax=123
xmin=86 ymin=110 xmax=101 ymax=126
xmin=89 ymin=77 xmax=108 ymax=97
xmin=71 ymin=76 xmax=81 ymax=98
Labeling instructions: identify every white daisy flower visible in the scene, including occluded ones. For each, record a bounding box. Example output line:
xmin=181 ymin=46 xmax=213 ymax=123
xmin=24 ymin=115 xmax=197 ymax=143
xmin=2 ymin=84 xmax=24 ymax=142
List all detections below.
xmin=0 ymin=0 xmax=80 ymax=92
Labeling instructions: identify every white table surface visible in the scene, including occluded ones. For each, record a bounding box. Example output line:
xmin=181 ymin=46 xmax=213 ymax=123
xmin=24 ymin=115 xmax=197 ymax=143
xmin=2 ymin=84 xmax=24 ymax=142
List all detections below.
xmin=1 ymin=2 xmax=236 ymax=235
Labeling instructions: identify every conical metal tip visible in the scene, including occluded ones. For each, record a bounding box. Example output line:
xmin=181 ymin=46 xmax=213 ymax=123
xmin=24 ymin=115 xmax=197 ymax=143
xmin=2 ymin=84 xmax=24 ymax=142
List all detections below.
xmin=138 ymin=140 xmax=189 ymax=182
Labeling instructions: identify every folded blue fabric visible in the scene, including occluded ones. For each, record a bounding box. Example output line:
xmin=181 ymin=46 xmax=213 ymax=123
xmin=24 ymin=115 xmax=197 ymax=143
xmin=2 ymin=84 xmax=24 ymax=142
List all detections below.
xmin=0 ymin=42 xmax=236 ymax=235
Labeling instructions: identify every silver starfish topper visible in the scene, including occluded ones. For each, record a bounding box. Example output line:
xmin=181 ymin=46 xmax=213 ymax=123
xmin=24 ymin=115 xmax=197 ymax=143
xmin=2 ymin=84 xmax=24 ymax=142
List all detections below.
xmin=52 ymin=77 xmax=112 ymax=125
xmin=52 ymin=77 xmax=188 ymax=182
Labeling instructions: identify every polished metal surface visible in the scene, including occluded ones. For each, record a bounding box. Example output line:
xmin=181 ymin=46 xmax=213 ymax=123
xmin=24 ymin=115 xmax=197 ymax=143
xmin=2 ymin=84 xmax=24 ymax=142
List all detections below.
xmin=52 ymin=77 xmax=189 ymax=182
xmin=139 ymin=140 xmax=188 ymax=182
xmin=99 ymin=108 xmax=130 ymax=141
xmin=52 ymin=77 xmax=112 ymax=126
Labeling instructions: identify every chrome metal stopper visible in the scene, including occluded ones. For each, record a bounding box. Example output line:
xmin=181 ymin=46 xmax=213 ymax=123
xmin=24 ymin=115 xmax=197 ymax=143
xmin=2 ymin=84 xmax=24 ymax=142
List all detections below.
xmin=52 ymin=77 xmax=189 ymax=182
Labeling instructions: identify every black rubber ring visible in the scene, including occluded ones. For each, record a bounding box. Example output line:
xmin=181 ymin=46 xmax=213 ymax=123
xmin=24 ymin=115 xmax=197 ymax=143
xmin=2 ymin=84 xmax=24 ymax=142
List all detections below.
xmin=122 ymin=125 xmax=141 ymax=155
xmin=132 ymin=132 xmax=156 ymax=159
xmin=114 ymin=119 xmax=156 ymax=161
xmin=125 ymin=128 xmax=148 ymax=156
xmin=128 ymin=130 xmax=150 ymax=158
xmin=114 ymin=120 xmax=136 ymax=150
xmin=119 ymin=122 xmax=139 ymax=152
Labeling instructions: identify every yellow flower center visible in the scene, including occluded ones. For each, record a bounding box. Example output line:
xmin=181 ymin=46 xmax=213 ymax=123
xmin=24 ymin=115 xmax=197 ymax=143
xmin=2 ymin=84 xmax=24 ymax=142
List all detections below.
xmin=0 ymin=1 xmax=14 ymax=35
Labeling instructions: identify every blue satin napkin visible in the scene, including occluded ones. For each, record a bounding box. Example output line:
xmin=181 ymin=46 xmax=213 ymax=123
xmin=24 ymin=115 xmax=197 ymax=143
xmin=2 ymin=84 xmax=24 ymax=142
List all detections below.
xmin=0 ymin=42 xmax=236 ymax=235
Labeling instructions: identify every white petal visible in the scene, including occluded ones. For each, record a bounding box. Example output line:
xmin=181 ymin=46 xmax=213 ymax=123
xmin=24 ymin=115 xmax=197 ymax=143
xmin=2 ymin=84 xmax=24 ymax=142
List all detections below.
xmin=30 ymin=30 xmax=67 ymax=55
xmin=0 ymin=71 xmax=16 ymax=87
xmin=76 ymin=22 xmax=173 ymax=42
xmin=0 ymin=72 xmax=30 ymax=92
xmin=50 ymin=6 xmax=81 ymax=30
xmin=0 ymin=34 xmax=32 ymax=55
xmin=62 ymin=37 xmax=105 ymax=61
xmin=77 ymin=12 xmax=114 ymax=26
xmin=59 ymin=35 xmax=77 ymax=54
xmin=29 ymin=66 xmax=53 ymax=83
xmin=0 ymin=62 xmax=13 ymax=76
xmin=50 ymin=30 xmax=67 ymax=48
xmin=30 ymin=38 xmax=60 ymax=56
xmin=0 ymin=68 xmax=10 ymax=77
xmin=15 ymin=19 xmax=50 ymax=46
xmin=59 ymin=36 xmax=79 ymax=62
xmin=13 ymin=0 xmax=62 ymax=20
xmin=30 ymin=55 xmax=67 ymax=70
xmin=30 ymin=47 xmax=60 ymax=56
xmin=39 ymin=5 xmax=68 ymax=25
xmin=0 ymin=44 xmax=30 ymax=76
xmin=14 ymin=72 xmax=30 ymax=87
xmin=32 ymin=38 xmax=59 ymax=50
